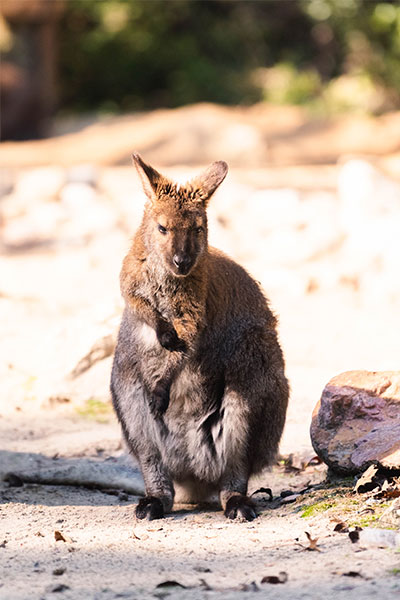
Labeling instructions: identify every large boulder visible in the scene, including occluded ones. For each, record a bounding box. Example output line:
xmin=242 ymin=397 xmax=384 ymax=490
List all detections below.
xmin=310 ymin=371 xmax=400 ymax=474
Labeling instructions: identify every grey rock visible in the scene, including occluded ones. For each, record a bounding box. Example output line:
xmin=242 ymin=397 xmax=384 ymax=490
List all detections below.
xmin=310 ymin=370 xmax=400 ymax=474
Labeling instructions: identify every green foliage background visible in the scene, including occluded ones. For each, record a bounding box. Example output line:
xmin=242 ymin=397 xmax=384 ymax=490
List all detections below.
xmin=59 ymin=0 xmax=400 ymax=114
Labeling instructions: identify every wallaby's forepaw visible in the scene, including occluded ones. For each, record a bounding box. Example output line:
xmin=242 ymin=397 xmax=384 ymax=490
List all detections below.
xmin=136 ymin=496 xmax=164 ymax=520
xmin=149 ymin=382 xmax=170 ymax=417
xmin=156 ymin=320 xmax=186 ymax=353
xmin=224 ymin=496 xmax=257 ymax=521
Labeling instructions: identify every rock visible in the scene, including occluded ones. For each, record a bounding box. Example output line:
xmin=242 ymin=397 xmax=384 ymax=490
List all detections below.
xmin=350 ymin=527 xmax=400 ymax=549
xmin=9 ymin=455 xmax=145 ymax=496
xmin=66 ymin=163 xmax=99 ymax=187
xmin=310 ymin=371 xmax=400 ymax=474
xmin=14 ymin=167 xmax=65 ymax=202
xmin=380 ymin=498 xmax=400 ymax=526
xmin=0 ymin=168 xmax=14 ymax=198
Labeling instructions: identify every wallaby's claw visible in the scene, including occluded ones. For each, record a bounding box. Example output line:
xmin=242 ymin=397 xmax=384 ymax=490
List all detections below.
xmin=149 ymin=382 xmax=170 ymax=417
xmin=156 ymin=321 xmax=186 ymax=352
xmin=136 ymin=496 xmax=164 ymax=520
xmin=224 ymin=496 xmax=257 ymax=521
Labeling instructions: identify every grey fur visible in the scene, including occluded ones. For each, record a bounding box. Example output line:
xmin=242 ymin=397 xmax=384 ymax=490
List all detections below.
xmin=111 ymin=156 xmax=289 ymax=520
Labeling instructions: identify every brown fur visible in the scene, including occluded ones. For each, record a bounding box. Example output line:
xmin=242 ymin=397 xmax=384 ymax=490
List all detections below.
xmin=111 ymin=154 xmax=289 ymax=521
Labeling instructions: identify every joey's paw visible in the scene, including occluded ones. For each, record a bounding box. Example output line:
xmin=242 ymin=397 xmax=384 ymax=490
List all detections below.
xmin=156 ymin=321 xmax=186 ymax=352
xmin=224 ymin=496 xmax=257 ymax=521
xmin=136 ymin=497 xmax=164 ymax=520
xmin=149 ymin=382 xmax=170 ymax=418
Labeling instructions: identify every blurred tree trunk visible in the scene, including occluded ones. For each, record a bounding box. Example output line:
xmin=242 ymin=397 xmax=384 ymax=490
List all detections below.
xmin=0 ymin=0 xmax=64 ymax=140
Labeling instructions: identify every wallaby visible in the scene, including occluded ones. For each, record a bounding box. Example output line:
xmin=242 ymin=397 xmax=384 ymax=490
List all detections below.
xmin=111 ymin=154 xmax=289 ymax=521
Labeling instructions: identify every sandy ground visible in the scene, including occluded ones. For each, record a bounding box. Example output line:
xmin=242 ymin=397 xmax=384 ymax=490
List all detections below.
xmin=2 ymin=411 xmax=400 ymax=600
xmin=1 ymin=105 xmax=400 ymax=599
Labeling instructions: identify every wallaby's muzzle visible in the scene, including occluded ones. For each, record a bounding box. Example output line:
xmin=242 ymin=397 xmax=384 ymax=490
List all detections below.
xmin=172 ymin=253 xmax=193 ymax=276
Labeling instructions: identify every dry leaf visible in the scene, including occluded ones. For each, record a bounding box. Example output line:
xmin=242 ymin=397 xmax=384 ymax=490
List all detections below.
xmin=379 ymin=497 xmax=400 ymax=524
xmin=381 ymin=489 xmax=400 ymax=499
xmin=280 ymin=490 xmax=295 ymax=498
xmin=49 ymin=584 xmax=70 ymax=593
xmin=132 ymin=530 xmax=148 ymax=540
xmin=349 ymin=530 xmax=361 ymax=544
xmin=251 ymin=487 xmax=273 ymax=501
xmin=285 ymin=453 xmax=304 ymax=471
xmin=261 ymin=571 xmax=288 ymax=584
xmin=238 ymin=581 xmax=259 ymax=591
xmin=305 ymin=456 xmax=323 ymax=467
xmin=305 ymin=531 xmax=320 ymax=551
xmin=333 ymin=522 xmax=349 ymax=533
xmin=354 ymin=464 xmax=380 ymax=494
xmin=357 ymin=507 xmax=375 ymax=516
xmin=156 ymin=581 xmax=186 ymax=589
xmin=194 ymin=566 xmax=211 ymax=573
xmin=54 ymin=530 xmax=67 ymax=542
xmin=199 ymin=578 xmax=212 ymax=590
xmin=280 ymin=493 xmax=299 ymax=504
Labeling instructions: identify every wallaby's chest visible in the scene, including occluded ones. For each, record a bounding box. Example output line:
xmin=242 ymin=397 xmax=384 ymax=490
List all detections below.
xmin=137 ymin=276 xmax=180 ymax=321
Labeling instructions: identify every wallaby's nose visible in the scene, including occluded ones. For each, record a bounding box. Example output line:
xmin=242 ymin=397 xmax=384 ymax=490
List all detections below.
xmin=173 ymin=253 xmax=191 ymax=272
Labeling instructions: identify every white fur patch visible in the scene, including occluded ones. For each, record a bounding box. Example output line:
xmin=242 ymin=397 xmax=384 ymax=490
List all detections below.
xmin=171 ymin=368 xmax=198 ymax=398
xmin=136 ymin=323 xmax=159 ymax=350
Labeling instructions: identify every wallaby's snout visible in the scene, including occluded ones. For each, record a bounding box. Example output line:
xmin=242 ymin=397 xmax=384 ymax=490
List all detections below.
xmin=172 ymin=252 xmax=192 ymax=275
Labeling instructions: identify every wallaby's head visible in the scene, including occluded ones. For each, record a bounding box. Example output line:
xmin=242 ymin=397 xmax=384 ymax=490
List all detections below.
xmin=133 ymin=153 xmax=228 ymax=277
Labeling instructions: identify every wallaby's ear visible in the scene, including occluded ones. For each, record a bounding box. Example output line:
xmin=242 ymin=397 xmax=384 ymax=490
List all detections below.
xmin=132 ymin=153 xmax=163 ymax=202
xmin=191 ymin=161 xmax=228 ymax=204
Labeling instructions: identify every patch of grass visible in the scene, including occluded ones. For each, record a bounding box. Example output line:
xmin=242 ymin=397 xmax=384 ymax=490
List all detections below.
xmin=389 ymin=568 xmax=400 ymax=576
xmin=76 ymin=397 xmax=113 ymax=422
xmin=301 ymin=501 xmax=336 ymax=518
xmin=349 ymin=514 xmax=379 ymax=528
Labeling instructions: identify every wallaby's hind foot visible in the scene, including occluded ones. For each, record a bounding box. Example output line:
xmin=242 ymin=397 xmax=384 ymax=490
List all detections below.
xmin=135 ymin=496 xmax=165 ymax=520
xmin=224 ymin=496 xmax=257 ymax=521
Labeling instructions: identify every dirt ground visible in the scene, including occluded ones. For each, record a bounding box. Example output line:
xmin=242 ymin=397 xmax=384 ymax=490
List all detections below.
xmin=2 ymin=411 xmax=400 ymax=600
xmin=2 ymin=409 xmax=400 ymax=600
xmin=1 ymin=104 xmax=400 ymax=599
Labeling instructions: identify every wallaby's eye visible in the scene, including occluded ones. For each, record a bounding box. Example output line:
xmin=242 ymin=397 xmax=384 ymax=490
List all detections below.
xmin=196 ymin=226 xmax=204 ymax=234
xmin=158 ymin=224 xmax=167 ymax=234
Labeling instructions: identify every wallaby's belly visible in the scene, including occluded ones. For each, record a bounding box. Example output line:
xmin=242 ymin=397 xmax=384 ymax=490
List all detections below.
xmin=114 ymin=317 xmax=252 ymax=486
xmin=158 ymin=365 xmax=230 ymax=484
